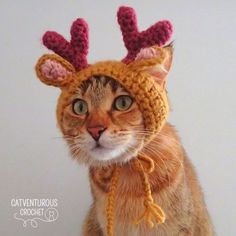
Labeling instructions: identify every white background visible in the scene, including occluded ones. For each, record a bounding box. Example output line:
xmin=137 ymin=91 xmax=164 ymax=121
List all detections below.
xmin=0 ymin=1 xmax=235 ymax=235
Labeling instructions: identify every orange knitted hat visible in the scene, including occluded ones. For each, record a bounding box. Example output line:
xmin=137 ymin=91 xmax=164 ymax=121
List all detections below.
xmin=35 ymin=6 xmax=173 ymax=141
xmin=35 ymin=6 xmax=173 ymax=236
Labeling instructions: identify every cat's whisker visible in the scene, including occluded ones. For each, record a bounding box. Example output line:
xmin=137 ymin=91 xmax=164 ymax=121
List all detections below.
xmin=147 ymin=141 xmax=185 ymax=181
xmin=51 ymin=136 xmax=67 ymax=140
xmin=142 ymin=146 xmax=172 ymax=186
xmin=125 ymin=144 xmax=164 ymax=174
xmin=133 ymin=134 xmax=181 ymax=147
xmin=70 ymin=146 xmax=82 ymax=159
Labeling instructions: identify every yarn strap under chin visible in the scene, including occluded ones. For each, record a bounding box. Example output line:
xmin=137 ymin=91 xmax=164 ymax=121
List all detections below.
xmin=132 ymin=155 xmax=166 ymax=228
xmin=106 ymin=165 xmax=121 ymax=236
xmin=105 ymin=155 xmax=165 ymax=236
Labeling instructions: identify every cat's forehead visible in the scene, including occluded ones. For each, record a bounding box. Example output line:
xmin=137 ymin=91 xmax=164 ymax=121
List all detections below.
xmin=76 ymin=76 xmax=128 ymax=106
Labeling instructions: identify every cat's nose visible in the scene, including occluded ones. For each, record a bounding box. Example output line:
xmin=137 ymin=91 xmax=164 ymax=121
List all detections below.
xmin=87 ymin=126 xmax=106 ymax=141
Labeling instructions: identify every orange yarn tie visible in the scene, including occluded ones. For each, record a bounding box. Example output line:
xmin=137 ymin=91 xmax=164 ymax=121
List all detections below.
xmin=106 ymin=155 xmax=165 ymax=236
xmin=133 ymin=155 xmax=166 ymax=228
xmin=106 ymin=165 xmax=121 ymax=236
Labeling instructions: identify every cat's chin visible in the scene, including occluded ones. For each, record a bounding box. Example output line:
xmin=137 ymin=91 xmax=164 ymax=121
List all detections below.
xmin=89 ymin=146 xmax=122 ymax=160
xmin=85 ymin=141 xmax=144 ymax=167
xmin=88 ymin=145 xmax=130 ymax=162
xmin=69 ymin=139 xmax=144 ymax=167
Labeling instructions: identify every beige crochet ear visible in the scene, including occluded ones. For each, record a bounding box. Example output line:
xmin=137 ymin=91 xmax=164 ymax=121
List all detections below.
xmin=35 ymin=54 xmax=75 ymax=88
xmin=128 ymin=46 xmax=173 ymax=87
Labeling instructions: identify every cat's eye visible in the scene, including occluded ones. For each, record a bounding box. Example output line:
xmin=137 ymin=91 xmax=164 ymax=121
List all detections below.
xmin=113 ymin=95 xmax=133 ymax=111
xmin=72 ymin=99 xmax=88 ymax=115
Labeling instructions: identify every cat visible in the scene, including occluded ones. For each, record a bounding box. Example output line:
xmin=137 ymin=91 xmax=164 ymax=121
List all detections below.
xmin=35 ymin=6 xmax=215 ymax=235
xmin=36 ymin=36 xmax=215 ymax=236
xmin=59 ymin=67 xmax=215 ymax=235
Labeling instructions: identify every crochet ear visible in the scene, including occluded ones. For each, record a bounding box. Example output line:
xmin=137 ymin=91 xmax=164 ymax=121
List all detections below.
xmin=129 ymin=45 xmax=173 ymax=87
xmin=35 ymin=54 xmax=75 ymax=88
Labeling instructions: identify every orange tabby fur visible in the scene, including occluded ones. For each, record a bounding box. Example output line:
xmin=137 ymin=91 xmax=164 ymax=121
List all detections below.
xmin=83 ymin=123 xmax=214 ymax=235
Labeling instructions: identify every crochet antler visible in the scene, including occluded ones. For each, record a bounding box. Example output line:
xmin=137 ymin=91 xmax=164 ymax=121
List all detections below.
xmin=117 ymin=6 xmax=173 ymax=63
xmin=42 ymin=18 xmax=89 ymax=71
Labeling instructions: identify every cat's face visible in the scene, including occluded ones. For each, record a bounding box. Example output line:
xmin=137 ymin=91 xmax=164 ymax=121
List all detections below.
xmin=61 ymin=76 xmax=144 ymax=166
xmin=36 ymin=46 xmax=173 ymax=166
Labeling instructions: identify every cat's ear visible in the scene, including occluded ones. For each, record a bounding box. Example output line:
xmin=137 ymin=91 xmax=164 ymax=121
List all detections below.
xmin=128 ymin=45 xmax=173 ymax=87
xmin=35 ymin=54 xmax=75 ymax=88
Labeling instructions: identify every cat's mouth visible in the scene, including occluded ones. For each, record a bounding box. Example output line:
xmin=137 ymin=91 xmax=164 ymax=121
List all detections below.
xmin=92 ymin=142 xmax=112 ymax=151
xmin=95 ymin=142 xmax=102 ymax=148
xmin=92 ymin=143 xmax=103 ymax=150
xmin=82 ymin=136 xmax=144 ymax=164
xmin=88 ymin=140 xmax=127 ymax=161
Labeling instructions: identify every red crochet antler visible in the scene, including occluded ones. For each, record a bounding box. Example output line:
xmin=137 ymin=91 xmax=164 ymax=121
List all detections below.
xmin=117 ymin=6 xmax=173 ymax=63
xmin=42 ymin=18 xmax=89 ymax=71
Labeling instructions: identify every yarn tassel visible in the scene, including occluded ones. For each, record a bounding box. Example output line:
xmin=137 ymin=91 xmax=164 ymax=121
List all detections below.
xmin=133 ymin=156 xmax=166 ymax=228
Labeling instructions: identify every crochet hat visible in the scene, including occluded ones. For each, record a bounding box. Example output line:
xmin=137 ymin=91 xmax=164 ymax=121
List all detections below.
xmin=35 ymin=6 xmax=173 ymax=236
xmin=35 ymin=6 xmax=173 ymax=142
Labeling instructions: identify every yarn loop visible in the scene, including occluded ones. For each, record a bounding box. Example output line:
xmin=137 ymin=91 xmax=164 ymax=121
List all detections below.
xmin=106 ymin=155 xmax=166 ymax=236
xmin=132 ymin=156 xmax=166 ymax=228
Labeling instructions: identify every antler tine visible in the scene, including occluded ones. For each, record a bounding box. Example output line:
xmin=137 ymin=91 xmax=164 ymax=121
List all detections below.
xmin=42 ymin=31 xmax=72 ymax=61
xmin=117 ymin=6 xmax=139 ymax=62
xmin=140 ymin=21 xmax=173 ymax=49
xmin=70 ymin=18 xmax=89 ymax=70
xmin=117 ymin=6 xmax=173 ymax=63
xmin=42 ymin=18 xmax=89 ymax=71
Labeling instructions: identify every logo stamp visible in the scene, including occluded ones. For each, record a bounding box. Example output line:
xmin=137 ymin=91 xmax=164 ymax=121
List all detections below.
xmin=11 ymin=198 xmax=59 ymax=228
